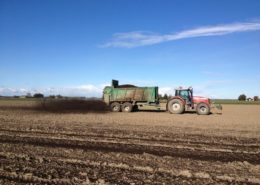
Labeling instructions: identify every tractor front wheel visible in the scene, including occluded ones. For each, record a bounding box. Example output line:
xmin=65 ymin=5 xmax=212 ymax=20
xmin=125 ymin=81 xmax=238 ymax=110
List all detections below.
xmin=167 ymin=99 xmax=185 ymax=114
xmin=196 ymin=103 xmax=210 ymax=115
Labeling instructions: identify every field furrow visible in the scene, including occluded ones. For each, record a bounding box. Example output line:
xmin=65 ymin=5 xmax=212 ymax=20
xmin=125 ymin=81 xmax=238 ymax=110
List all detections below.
xmin=1 ymin=151 xmax=260 ymax=185
xmin=0 ymin=128 xmax=259 ymax=150
xmin=0 ymin=105 xmax=260 ymax=184
xmin=0 ymin=133 xmax=259 ymax=164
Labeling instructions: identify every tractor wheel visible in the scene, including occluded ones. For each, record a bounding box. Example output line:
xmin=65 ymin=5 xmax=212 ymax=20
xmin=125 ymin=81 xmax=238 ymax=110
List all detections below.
xmin=167 ymin=99 xmax=185 ymax=114
xmin=110 ymin=102 xmax=121 ymax=112
xmin=122 ymin=102 xmax=133 ymax=112
xmin=196 ymin=103 xmax=210 ymax=115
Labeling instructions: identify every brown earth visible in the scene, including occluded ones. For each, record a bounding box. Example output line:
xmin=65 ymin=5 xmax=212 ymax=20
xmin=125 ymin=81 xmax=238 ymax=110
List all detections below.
xmin=0 ymin=103 xmax=259 ymax=185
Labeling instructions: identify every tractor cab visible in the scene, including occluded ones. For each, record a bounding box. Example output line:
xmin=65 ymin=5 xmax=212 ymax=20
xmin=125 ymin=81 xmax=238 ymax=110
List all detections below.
xmin=175 ymin=87 xmax=193 ymax=106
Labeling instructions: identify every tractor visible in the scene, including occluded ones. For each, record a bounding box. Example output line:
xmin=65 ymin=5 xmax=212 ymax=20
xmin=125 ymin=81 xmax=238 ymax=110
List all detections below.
xmin=167 ymin=87 xmax=221 ymax=115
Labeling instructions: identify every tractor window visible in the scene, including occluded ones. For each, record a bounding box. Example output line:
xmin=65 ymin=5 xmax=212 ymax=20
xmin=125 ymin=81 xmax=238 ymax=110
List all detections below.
xmin=180 ymin=91 xmax=189 ymax=98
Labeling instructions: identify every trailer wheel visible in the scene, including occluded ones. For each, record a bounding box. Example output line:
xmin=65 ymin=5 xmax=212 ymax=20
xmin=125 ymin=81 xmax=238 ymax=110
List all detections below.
xmin=122 ymin=102 xmax=133 ymax=112
xmin=196 ymin=103 xmax=210 ymax=115
xmin=110 ymin=102 xmax=121 ymax=112
xmin=167 ymin=99 xmax=184 ymax=114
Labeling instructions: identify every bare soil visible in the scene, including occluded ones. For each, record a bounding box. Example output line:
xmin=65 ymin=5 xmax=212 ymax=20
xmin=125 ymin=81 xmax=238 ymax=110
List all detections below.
xmin=0 ymin=103 xmax=259 ymax=184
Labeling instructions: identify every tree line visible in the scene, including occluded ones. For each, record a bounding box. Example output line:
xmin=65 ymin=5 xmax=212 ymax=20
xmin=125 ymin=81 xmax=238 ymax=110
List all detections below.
xmin=12 ymin=93 xmax=63 ymax=99
xmin=238 ymin=94 xmax=259 ymax=101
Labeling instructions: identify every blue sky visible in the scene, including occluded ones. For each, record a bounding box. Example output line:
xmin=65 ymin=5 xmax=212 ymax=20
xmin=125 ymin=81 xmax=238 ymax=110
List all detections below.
xmin=0 ymin=0 xmax=260 ymax=98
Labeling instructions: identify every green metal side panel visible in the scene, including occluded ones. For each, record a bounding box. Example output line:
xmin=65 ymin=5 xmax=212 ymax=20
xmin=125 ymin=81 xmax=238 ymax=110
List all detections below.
xmin=144 ymin=87 xmax=158 ymax=102
xmin=103 ymin=87 xmax=112 ymax=104
xmin=103 ymin=86 xmax=158 ymax=103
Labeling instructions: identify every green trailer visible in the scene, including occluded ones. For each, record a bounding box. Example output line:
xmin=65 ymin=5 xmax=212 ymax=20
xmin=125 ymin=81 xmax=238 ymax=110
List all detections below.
xmin=103 ymin=80 xmax=160 ymax=112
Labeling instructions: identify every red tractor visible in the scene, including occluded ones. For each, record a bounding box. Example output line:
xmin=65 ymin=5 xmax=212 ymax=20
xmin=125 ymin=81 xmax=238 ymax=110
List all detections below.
xmin=167 ymin=87 xmax=222 ymax=115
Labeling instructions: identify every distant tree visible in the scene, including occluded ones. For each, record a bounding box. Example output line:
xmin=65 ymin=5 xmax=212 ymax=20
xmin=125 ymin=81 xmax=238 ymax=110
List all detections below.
xmin=163 ymin=94 xmax=168 ymax=100
xmin=26 ymin=93 xmax=32 ymax=98
xmin=238 ymin=94 xmax=246 ymax=101
xmin=33 ymin=93 xmax=44 ymax=98
xmin=48 ymin=95 xmax=55 ymax=99
xmin=254 ymin=96 xmax=259 ymax=101
xmin=56 ymin=95 xmax=63 ymax=99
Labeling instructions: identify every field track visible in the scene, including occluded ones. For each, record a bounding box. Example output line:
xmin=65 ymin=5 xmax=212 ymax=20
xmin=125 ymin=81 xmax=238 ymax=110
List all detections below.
xmin=0 ymin=104 xmax=260 ymax=184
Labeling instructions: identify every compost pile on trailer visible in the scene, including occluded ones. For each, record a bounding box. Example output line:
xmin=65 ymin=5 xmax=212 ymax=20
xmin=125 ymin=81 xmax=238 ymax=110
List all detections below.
xmin=117 ymin=84 xmax=137 ymax=88
xmin=0 ymin=103 xmax=260 ymax=185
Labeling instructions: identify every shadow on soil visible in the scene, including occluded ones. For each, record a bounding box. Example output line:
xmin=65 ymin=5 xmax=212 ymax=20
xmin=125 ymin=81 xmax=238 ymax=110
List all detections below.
xmin=136 ymin=109 xmax=166 ymax=113
xmin=137 ymin=110 xmax=215 ymax=115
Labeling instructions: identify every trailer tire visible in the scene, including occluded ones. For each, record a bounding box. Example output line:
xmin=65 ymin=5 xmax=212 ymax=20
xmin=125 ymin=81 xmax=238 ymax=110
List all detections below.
xmin=110 ymin=102 xmax=121 ymax=112
xmin=122 ymin=102 xmax=133 ymax=112
xmin=167 ymin=99 xmax=184 ymax=114
xmin=196 ymin=103 xmax=210 ymax=115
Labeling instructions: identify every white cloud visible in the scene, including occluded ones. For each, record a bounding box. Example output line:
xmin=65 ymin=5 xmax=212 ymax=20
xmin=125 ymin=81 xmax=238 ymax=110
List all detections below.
xmin=0 ymin=84 xmax=106 ymax=97
xmin=102 ymin=21 xmax=260 ymax=48
xmin=157 ymin=80 xmax=234 ymax=99
xmin=0 ymin=79 xmax=256 ymax=99
xmin=76 ymin=85 xmax=101 ymax=93
xmin=159 ymin=87 xmax=175 ymax=96
xmin=192 ymin=80 xmax=233 ymax=99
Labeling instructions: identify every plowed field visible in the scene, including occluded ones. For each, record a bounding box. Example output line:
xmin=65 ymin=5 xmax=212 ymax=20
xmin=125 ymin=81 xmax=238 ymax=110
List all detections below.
xmin=0 ymin=103 xmax=260 ymax=184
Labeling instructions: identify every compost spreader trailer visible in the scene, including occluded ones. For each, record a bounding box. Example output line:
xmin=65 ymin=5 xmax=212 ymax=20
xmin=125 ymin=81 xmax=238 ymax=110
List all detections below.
xmin=103 ymin=80 xmax=222 ymax=115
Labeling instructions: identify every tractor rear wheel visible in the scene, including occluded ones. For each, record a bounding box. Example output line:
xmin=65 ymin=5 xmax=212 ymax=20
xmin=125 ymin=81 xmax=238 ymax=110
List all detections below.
xmin=110 ymin=102 xmax=121 ymax=112
xmin=196 ymin=103 xmax=210 ymax=115
xmin=167 ymin=99 xmax=184 ymax=114
xmin=122 ymin=102 xmax=133 ymax=112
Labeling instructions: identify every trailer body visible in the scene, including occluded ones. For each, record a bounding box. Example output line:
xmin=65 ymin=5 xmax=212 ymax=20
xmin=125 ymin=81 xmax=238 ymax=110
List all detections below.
xmin=103 ymin=80 xmax=159 ymax=105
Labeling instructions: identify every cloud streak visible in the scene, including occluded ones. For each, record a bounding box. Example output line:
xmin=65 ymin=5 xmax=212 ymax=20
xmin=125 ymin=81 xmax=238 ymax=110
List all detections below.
xmin=0 ymin=84 xmax=105 ymax=97
xmin=102 ymin=21 xmax=260 ymax=48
